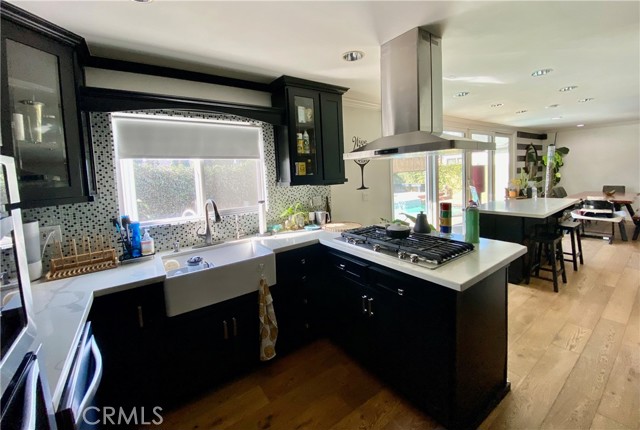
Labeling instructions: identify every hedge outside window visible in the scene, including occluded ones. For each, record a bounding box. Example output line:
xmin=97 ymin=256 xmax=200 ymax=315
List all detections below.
xmin=112 ymin=114 xmax=266 ymax=225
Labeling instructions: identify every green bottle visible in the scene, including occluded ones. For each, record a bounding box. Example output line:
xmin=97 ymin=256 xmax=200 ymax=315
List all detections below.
xmin=464 ymin=201 xmax=480 ymax=243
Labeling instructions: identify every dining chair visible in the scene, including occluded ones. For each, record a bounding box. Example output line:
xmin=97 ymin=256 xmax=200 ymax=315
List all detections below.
xmin=602 ymin=185 xmax=626 ymax=194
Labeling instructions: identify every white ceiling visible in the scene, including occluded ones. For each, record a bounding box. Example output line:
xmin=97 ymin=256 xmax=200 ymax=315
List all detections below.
xmin=12 ymin=0 xmax=640 ymax=131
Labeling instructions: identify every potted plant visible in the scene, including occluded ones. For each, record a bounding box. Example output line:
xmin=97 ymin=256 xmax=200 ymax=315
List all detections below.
xmin=542 ymin=146 xmax=570 ymax=187
xmin=280 ymin=202 xmax=308 ymax=230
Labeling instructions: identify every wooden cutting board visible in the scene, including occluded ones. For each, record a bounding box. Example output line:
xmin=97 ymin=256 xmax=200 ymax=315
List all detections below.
xmin=323 ymin=222 xmax=362 ymax=232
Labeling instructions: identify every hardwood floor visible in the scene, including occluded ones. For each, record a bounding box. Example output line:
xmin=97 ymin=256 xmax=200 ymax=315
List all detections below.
xmin=152 ymin=230 xmax=639 ymax=430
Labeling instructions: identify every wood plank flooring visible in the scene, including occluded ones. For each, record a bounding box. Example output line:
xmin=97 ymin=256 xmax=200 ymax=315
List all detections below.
xmin=150 ymin=229 xmax=639 ymax=430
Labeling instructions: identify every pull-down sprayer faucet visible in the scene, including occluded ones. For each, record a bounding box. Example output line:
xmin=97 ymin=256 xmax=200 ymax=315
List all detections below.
xmin=196 ymin=198 xmax=222 ymax=246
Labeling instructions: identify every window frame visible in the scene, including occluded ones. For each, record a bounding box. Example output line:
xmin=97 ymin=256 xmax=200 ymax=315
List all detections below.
xmin=113 ymin=116 xmax=267 ymax=228
xmin=391 ymin=126 xmax=514 ymax=229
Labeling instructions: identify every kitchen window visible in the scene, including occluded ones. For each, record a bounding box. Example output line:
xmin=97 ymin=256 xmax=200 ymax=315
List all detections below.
xmin=392 ymin=128 xmax=512 ymax=229
xmin=112 ymin=114 xmax=265 ymax=225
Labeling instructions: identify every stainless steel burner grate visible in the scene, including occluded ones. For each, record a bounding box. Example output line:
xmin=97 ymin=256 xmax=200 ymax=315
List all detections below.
xmin=341 ymin=226 xmax=474 ymax=267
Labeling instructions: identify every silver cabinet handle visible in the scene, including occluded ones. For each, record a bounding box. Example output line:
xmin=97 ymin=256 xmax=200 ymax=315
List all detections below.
xmin=338 ymin=263 xmax=346 ymax=270
xmin=397 ymin=289 xmax=404 ymax=296
xmin=367 ymin=297 xmax=374 ymax=317
xmin=232 ymin=317 xmax=238 ymax=337
xmin=137 ymin=305 xmax=144 ymax=328
xmin=301 ymin=258 xmax=306 ymax=265
xmin=361 ymin=295 xmax=368 ymax=314
xmin=301 ymin=275 xmax=307 ymax=282
xmin=223 ymin=320 xmax=229 ymax=340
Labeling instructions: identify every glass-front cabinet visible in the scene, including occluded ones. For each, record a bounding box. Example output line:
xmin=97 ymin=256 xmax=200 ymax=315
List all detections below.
xmin=271 ymin=76 xmax=348 ymax=186
xmin=1 ymin=3 xmax=93 ymax=207
xmin=291 ymin=91 xmax=319 ymax=179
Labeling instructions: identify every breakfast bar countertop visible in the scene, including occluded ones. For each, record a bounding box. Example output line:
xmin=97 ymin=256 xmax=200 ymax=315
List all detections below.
xmin=477 ymin=197 xmax=579 ymax=218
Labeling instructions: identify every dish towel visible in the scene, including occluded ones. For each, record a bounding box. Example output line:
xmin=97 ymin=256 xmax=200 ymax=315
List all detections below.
xmin=259 ymin=277 xmax=278 ymax=361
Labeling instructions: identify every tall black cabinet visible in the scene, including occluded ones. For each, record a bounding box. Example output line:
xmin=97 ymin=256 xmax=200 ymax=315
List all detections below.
xmin=270 ymin=76 xmax=348 ymax=186
xmin=0 ymin=2 xmax=95 ymax=207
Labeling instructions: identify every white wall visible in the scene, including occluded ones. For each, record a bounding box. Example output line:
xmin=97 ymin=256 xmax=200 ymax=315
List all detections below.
xmin=331 ymin=101 xmax=392 ymax=225
xmin=85 ymin=67 xmax=272 ymax=106
xmin=549 ymin=121 xmax=640 ymax=203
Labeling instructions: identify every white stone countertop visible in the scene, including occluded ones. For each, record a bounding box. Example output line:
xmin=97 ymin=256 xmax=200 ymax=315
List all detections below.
xmin=477 ymin=197 xmax=579 ymax=218
xmin=30 ymin=228 xmax=525 ymax=410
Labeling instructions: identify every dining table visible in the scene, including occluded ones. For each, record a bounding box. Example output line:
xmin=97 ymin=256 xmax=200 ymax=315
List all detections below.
xmin=568 ymin=191 xmax=638 ymax=216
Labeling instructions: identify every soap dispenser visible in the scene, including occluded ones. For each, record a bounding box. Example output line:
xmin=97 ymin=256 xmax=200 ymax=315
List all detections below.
xmin=141 ymin=229 xmax=155 ymax=255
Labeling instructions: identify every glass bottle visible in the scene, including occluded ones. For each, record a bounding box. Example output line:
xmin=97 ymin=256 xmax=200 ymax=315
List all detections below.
xmin=303 ymin=131 xmax=310 ymax=154
xmin=296 ymin=133 xmax=304 ymax=154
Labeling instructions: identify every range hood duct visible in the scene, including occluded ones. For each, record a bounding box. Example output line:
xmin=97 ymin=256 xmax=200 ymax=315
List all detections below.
xmin=344 ymin=28 xmax=495 ymax=160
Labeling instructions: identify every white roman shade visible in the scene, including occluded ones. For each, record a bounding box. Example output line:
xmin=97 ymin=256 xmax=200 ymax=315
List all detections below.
xmin=112 ymin=114 xmax=261 ymax=159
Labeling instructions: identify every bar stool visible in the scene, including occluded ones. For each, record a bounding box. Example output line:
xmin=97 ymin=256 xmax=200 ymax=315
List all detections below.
xmin=526 ymin=225 xmax=567 ymax=292
xmin=559 ymin=220 xmax=584 ymax=271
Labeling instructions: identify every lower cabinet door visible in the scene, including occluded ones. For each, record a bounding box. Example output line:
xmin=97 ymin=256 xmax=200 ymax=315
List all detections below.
xmin=230 ymin=298 xmax=260 ymax=369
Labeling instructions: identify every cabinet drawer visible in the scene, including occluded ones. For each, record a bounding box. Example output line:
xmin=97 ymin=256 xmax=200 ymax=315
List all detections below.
xmin=367 ymin=266 xmax=452 ymax=306
xmin=275 ymin=245 xmax=323 ymax=282
xmin=328 ymin=251 xmax=368 ymax=284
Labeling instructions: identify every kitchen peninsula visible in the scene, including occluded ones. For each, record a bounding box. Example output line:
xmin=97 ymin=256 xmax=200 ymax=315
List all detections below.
xmin=478 ymin=197 xmax=579 ymax=283
xmin=31 ymin=230 xmax=525 ymax=430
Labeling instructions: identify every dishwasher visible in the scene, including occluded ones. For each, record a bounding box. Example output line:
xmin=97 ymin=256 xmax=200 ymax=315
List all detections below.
xmin=55 ymin=322 xmax=103 ymax=430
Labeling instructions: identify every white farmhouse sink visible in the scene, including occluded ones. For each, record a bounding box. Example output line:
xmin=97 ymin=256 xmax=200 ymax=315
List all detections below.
xmin=162 ymin=240 xmax=276 ymax=317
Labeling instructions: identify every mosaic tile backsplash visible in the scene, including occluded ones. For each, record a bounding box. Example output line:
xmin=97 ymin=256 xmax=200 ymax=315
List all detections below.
xmin=22 ymin=110 xmax=330 ymax=270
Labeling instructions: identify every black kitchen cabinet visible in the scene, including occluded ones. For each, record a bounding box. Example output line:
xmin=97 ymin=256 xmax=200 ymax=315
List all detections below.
xmin=271 ymin=245 xmax=323 ymax=354
xmin=0 ymin=3 xmax=95 ymax=207
xmin=324 ymin=250 xmax=509 ymax=430
xmin=162 ymin=292 xmax=259 ymax=405
xmin=88 ymin=283 xmax=168 ymax=410
xmin=270 ymin=76 xmax=348 ymax=186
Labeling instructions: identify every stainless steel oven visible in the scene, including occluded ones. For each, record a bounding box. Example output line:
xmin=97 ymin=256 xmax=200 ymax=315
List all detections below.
xmin=1 ymin=155 xmax=57 ymax=428
xmin=1 ymin=345 xmax=58 ymax=430
xmin=55 ymin=322 xmax=103 ymax=430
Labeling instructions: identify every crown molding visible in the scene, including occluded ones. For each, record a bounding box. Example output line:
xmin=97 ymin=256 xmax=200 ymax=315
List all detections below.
xmin=342 ymin=97 xmax=381 ymax=111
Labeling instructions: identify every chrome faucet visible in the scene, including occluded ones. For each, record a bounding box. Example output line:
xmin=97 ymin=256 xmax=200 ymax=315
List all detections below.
xmin=197 ymin=199 xmax=222 ymax=246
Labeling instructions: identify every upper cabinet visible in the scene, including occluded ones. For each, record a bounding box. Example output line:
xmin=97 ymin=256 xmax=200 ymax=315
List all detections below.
xmin=0 ymin=3 xmax=95 ymax=207
xmin=270 ymin=76 xmax=348 ymax=186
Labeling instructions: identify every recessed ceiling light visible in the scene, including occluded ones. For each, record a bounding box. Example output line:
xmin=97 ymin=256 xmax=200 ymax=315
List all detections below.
xmin=516 ymin=110 xmax=527 ymax=114
xmin=577 ymin=124 xmax=585 ymax=127
xmin=546 ymin=104 xmax=559 ymax=109
xmin=559 ymin=85 xmax=578 ymax=92
xmin=531 ymin=68 xmax=553 ymax=77
xmin=578 ymin=98 xmax=594 ymax=103
xmin=131 ymin=0 xmax=153 ymax=3
xmin=491 ymin=103 xmax=503 ymax=108
xmin=454 ymin=91 xmax=470 ymax=97
xmin=342 ymin=51 xmax=365 ymax=62
xmin=552 ymin=116 xmax=563 ymax=120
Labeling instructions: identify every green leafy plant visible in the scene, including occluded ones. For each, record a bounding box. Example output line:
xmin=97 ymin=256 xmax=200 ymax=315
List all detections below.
xmin=380 ymin=217 xmax=409 ymax=226
xmin=542 ymin=146 xmax=570 ymax=186
xmin=516 ymin=170 xmax=530 ymax=190
xmin=280 ymin=202 xmax=309 ymax=222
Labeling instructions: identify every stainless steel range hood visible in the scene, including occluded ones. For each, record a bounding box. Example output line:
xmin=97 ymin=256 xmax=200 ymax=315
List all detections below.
xmin=344 ymin=28 xmax=495 ymax=160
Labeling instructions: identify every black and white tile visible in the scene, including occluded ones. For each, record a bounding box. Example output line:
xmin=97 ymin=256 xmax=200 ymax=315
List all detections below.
xmin=23 ymin=110 xmax=330 ymax=269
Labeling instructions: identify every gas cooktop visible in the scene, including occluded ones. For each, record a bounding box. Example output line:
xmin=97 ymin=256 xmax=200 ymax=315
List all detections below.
xmin=338 ymin=225 xmax=474 ymax=269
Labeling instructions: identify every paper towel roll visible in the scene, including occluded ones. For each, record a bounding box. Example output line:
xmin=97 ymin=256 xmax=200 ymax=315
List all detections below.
xmin=12 ymin=113 xmax=25 ymax=141
xmin=23 ymin=220 xmax=41 ymax=264
xmin=23 ymin=221 xmax=42 ymax=281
